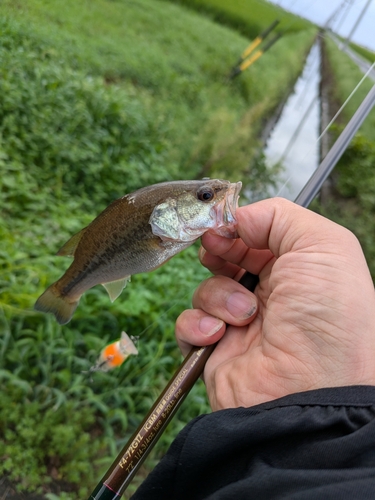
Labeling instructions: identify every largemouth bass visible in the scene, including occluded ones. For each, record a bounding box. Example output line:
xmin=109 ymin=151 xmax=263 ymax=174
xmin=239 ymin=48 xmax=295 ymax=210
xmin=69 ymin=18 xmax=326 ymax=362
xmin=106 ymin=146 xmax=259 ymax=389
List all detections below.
xmin=34 ymin=179 xmax=241 ymax=325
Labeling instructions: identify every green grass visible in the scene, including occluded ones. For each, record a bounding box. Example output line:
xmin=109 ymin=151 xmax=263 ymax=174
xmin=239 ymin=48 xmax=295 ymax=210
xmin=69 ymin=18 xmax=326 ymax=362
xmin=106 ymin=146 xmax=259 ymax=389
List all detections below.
xmin=1 ymin=0 xmax=316 ymax=181
xmin=325 ymin=38 xmax=375 ymax=142
xmin=0 ymin=0 xmax=316 ymax=496
xmin=349 ymin=42 xmax=375 ymax=63
xmin=167 ymin=0 xmax=311 ymax=38
xmin=313 ymin=38 xmax=375 ymax=281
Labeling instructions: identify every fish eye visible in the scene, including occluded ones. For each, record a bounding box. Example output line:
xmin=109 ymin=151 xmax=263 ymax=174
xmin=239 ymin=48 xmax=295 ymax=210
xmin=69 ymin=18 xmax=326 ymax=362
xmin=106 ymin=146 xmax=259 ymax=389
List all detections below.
xmin=197 ymin=187 xmax=215 ymax=202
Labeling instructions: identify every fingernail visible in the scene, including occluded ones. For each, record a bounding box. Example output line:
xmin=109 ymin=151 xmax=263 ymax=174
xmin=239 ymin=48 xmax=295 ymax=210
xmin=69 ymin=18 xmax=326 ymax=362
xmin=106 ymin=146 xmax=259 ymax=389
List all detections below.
xmin=199 ymin=316 xmax=224 ymax=337
xmin=198 ymin=246 xmax=206 ymax=262
xmin=226 ymin=292 xmax=257 ymax=320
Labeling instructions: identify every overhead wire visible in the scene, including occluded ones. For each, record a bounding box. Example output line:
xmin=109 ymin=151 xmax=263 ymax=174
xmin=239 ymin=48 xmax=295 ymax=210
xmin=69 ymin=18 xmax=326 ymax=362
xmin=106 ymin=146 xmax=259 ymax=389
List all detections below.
xmin=334 ymin=0 xmax=356 ymax=33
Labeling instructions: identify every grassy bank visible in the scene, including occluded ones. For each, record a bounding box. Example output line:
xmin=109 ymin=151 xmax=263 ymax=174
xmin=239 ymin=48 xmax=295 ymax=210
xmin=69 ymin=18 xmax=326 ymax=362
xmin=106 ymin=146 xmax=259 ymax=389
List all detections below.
xmin=349 ymin=42 xmax=375 ymax=64
xmin=167 ymin=0 xmax=311 ymax=38
xmin=325 ymin=38 xmax=375 ymax=138
xmin=0 ymin=0 xmax=316 ymax=182
xmin=0 ymin=0 xmax=315 ymax=497
xmin=315 ymin=38 xmax=375 ymax=279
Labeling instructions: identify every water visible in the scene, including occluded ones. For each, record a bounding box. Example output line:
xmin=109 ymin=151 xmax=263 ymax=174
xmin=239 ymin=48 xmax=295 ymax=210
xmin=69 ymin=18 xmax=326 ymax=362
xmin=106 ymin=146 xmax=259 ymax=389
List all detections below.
xmin=264 ymin=41 xmax=321 ymax=201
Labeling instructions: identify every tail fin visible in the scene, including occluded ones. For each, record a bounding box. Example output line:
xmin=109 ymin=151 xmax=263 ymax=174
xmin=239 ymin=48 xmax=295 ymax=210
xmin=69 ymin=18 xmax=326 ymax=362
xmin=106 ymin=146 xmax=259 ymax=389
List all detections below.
xmin=34 ymin=285 xmax=79 ymax=325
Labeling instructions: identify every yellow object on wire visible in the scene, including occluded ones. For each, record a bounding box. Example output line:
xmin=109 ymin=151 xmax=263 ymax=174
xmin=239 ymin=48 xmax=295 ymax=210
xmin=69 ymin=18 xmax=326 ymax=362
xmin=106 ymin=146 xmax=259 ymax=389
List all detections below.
xmin=239 ymin=50 xmax=263 ymax=72
xmin=230 ymin=20 xmax=281 ymax=79
xmin=240 ymin=19 xmax=279 ymax=62
xmin=240 ymin=36 xmax=263 ymax=61
xmin=239 ymin=33 xmax=281 ymax=72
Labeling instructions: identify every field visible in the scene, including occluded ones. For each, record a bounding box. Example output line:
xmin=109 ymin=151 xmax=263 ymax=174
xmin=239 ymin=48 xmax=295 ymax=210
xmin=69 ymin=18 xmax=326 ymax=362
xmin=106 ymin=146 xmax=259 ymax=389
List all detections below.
xmin=349 ymin=41 xmax=375 ymax=63
xmin=0 ymin=0 xmax=316 ymax=497
xmin=169 ymin=0 xmax=312 ymax=37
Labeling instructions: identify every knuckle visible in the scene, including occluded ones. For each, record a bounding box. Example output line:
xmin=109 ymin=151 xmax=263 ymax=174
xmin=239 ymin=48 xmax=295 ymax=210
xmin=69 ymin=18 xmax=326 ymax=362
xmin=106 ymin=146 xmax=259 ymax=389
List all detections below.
xmin=175 ymin=309 xmax=192 ymax=336
xmin=192 ymin=276 xmax=224 ymax=306
xmin=209 ymin=365 xmax=233 ymax=410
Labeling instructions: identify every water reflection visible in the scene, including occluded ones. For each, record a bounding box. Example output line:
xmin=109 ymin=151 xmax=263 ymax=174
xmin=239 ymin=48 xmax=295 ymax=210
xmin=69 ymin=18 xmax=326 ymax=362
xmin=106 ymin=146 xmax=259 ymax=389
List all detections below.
xmin=265 ymin=41 xmax=321 ymax=201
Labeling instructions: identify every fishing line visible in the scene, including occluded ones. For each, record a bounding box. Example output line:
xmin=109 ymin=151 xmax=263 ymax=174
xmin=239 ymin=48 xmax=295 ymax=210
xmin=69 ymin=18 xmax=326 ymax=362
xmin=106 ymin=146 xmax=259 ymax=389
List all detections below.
xmin=80 ymin=301 xmax=185 ymax=380
xmin=91 ymin=6 xmax=374 ymax=373
xmin=126 ymin=268 xmax=213 ymax=342
xmin=334 ymin=0 xmax=356 ymax=33
xmin=84 ymin=267 xmax=213 ymax=383
xmin=134 ymin=295 xmax=190 ymax=339
xmin=92 ymin=39 xmax=365 ymax=446
xmin=274 ymin=40 xmax=375 ymax=198
xmin=280 ymin=95 xmax=318 ymax=163
xmin=101 ymin=26 xmax=375 ymax=391
xmin=294 ymin=55 xmax=320 ymax=110
xmin=293 ymin=40 xmax=322 ymax=110
xmin=317 ymin=59 xmax=375 ymax=141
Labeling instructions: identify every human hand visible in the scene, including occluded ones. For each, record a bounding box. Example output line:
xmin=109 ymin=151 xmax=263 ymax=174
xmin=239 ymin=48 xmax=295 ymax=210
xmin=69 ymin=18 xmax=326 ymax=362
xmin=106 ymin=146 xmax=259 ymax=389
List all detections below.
xmin=176 ymin=198 xmax=375 ymax=410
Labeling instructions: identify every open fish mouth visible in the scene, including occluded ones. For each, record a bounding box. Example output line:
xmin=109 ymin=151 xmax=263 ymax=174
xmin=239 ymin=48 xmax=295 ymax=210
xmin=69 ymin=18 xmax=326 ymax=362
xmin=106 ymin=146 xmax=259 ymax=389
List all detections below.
xmin=212 ymin=181 xmax=242 ymax=238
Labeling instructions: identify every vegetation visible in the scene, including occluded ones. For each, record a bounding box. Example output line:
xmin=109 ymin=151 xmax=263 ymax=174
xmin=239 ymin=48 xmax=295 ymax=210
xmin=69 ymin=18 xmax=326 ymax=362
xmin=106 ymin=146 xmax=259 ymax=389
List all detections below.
xmin=0 ymin=0 xmax=315 ymax=182
xmin=349 ymin=41 xmax=375 ymax=64
xmin=0 ymin=0 xmax=316 ymax=497
xmin=315 ymin=38 xmax=375 ymax=280
xmin=325 ymin=38 xmax=375 ymax=139
xmin=167 ymin=0 xmax=312 ymax=38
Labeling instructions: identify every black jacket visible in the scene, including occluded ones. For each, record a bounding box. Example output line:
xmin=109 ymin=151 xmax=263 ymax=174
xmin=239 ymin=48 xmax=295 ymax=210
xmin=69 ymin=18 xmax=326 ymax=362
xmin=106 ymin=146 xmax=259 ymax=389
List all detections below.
xmin=132 ymin=386 xmax=375 ymax=499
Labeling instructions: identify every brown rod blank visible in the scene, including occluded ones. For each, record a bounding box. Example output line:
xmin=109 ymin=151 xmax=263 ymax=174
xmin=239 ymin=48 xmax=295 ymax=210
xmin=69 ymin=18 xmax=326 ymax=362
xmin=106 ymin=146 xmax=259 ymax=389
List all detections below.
xmin=88 ymin=344 xmax=216 ymax=499
xmin=88 ymin=272 xmax=259 ymax=500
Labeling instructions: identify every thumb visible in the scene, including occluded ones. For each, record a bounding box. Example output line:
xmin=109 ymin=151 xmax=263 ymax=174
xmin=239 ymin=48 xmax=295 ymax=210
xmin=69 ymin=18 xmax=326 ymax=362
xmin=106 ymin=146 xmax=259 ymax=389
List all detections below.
xmin=236 ymin=198 xmax=348 ymax=258
xmin=200 ymin=198 xmax=361 ymax=277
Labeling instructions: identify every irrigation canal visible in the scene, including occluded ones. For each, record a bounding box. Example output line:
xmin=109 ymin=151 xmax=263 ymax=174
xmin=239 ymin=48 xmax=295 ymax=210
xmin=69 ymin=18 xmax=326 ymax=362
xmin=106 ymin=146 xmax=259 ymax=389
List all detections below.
xmin=264 ymin=39 xmax=321 ymax=201
xmin=260 ymin=31 xmax=375 ymax=203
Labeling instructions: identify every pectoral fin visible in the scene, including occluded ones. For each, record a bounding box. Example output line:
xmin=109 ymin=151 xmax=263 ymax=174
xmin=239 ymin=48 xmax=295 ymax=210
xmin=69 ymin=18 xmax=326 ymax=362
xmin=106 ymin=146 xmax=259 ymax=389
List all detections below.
xmin=102 ymin=276 xmax=130 ymax=302
xmin=149 ymin=199 xmax=180 ymax=240
xmin=57 ymin=228 xmax=87 ymax=257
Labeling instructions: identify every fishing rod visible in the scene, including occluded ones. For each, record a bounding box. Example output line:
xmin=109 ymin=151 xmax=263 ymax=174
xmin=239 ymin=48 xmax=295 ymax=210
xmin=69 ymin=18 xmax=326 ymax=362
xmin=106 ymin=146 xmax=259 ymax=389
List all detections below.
xmin=88 ymin=78 xmax=375 ymax=499
xmin=297 ymin=82 xmax=375 ymax=206
xmin=88 ymin=276 xmax=257 ymax=500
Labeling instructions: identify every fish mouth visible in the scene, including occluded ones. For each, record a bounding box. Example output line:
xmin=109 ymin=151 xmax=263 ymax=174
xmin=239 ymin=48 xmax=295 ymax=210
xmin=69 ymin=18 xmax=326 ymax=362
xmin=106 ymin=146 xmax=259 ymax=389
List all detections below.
xmin=212 ymin=181 xmax=242 ymax=238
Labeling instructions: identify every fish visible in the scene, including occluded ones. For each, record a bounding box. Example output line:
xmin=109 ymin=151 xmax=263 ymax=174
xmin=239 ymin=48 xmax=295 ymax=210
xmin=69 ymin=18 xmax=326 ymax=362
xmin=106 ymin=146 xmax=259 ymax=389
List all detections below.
xmin=88 ymin=331 xmax=138 ymax=372
xmin=34 ymin=179 xmax=242 ymax=325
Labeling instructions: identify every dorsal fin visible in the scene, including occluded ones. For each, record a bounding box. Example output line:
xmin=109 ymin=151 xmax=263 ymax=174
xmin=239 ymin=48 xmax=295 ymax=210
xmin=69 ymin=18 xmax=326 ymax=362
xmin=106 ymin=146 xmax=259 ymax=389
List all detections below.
xmin=102 ymin=276 xmax=130 ymax=302
xmin=56 ymin=228 xmax=87 ymax=257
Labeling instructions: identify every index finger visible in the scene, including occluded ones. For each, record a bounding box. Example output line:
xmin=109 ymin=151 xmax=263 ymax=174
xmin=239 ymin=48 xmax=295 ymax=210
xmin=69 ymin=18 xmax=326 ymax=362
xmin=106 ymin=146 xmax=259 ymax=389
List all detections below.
xmin=202 ymin=197 xmax=354 ymax=272
xmin=199 ymin=242 xmax=273 ymax=278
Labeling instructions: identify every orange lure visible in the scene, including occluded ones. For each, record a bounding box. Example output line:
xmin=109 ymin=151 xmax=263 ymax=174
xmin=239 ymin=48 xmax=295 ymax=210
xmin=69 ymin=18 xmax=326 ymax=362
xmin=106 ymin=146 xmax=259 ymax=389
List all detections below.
xmin=91 ymin=331 xmax=138 ymax=372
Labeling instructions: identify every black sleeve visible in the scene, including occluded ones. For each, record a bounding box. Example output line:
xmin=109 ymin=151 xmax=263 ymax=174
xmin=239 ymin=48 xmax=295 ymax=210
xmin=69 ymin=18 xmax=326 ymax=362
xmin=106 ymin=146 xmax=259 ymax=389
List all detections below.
xmin=131 ymin=386 xmax=375 ymax=500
